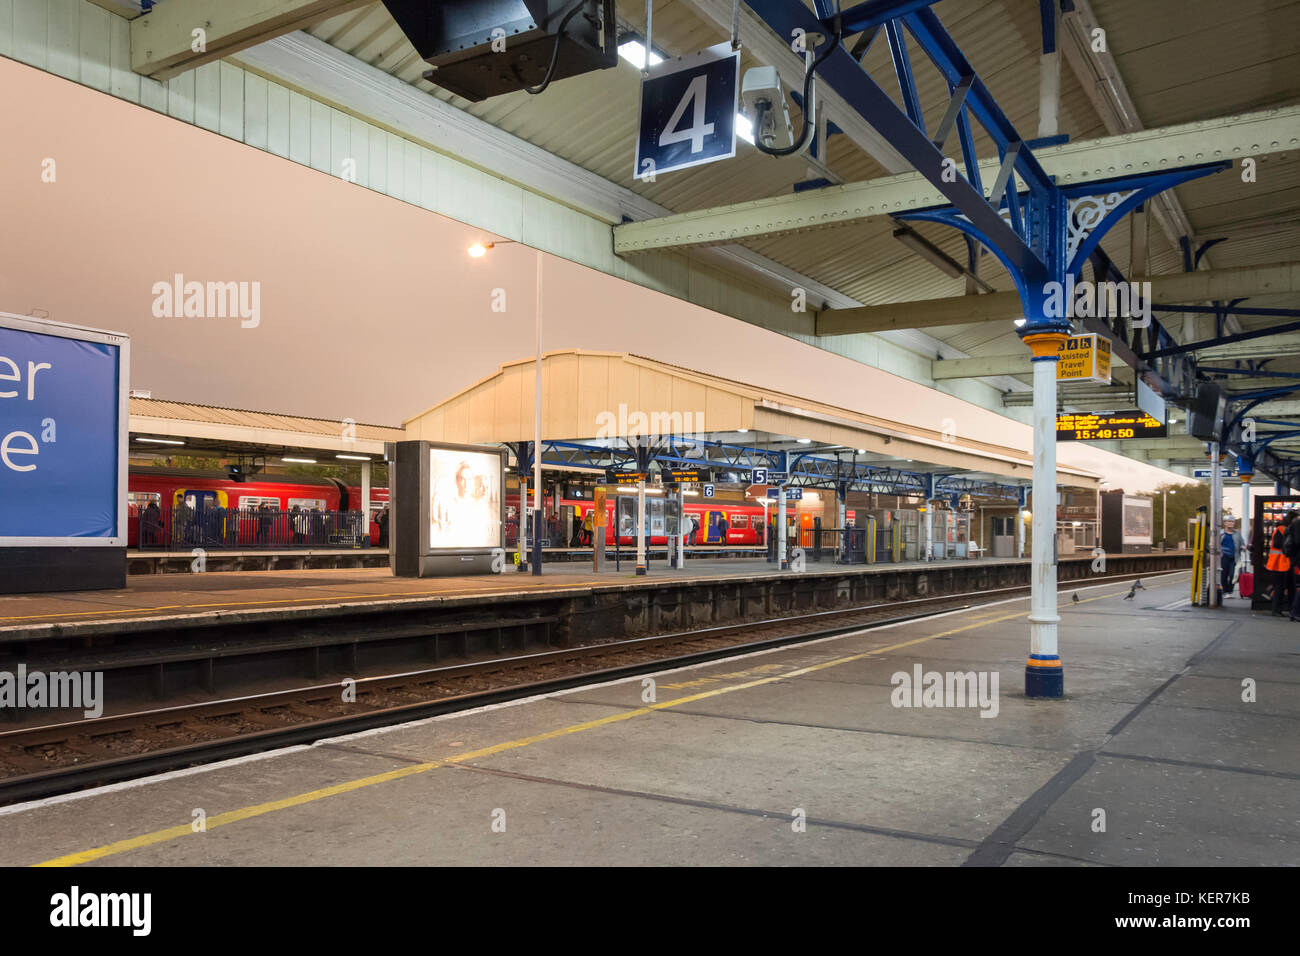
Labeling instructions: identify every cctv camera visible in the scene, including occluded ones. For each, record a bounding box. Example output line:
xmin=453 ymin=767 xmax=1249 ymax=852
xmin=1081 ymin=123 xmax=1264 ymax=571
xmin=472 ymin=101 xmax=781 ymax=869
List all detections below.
xmin=741 ymin=66 xmax=793 ymax=150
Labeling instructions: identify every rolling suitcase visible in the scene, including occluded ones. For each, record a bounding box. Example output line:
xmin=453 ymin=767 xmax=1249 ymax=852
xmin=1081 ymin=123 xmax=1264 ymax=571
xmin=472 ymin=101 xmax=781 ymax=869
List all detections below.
xmin=1239 ymin=571 xmax=1254 ymax=599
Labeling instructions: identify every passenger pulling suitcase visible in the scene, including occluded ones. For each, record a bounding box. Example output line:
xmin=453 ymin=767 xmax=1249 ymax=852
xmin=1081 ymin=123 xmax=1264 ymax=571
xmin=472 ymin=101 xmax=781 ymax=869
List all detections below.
xmin=1239 ymin=571 xmax=1254 ymax=599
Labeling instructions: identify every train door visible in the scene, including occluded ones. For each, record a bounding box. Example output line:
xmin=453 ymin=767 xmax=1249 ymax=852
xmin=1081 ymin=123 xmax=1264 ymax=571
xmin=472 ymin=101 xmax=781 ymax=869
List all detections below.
xmin=171 ymin=488 xmax=228 ymax=547
xmin=705 ymin=510 xmax=725 ymax=544
xmin=799 ymin=513 xmax=814 ymax=547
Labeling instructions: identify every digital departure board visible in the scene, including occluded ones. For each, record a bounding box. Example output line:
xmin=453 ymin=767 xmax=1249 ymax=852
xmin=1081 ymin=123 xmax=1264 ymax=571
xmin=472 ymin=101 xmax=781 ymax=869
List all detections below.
xmin=1056 ymin=410 xmax=1167 ymax=442
xmin=663 ymin=467 xmax=710 ymax=484
xmin=606 ymin=469 xmax=649 ymax=484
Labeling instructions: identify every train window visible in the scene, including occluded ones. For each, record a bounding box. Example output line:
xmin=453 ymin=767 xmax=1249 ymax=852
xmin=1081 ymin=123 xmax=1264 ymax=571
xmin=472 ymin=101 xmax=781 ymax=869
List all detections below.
xmin=127 ymin=492 xmax=160 ymax=516
xmin=730 ymin=514 xmax=749 ymax=528
xmin=288 ymin=497 xmax=326 ymax=511
xmin=239 ymin=496 xmax=280 ymax=511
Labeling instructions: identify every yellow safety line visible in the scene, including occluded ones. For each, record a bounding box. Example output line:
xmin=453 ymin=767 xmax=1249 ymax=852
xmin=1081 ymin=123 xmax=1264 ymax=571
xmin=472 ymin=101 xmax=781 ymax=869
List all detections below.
xmin=34 ymin=583 xmax=1135 ymax=867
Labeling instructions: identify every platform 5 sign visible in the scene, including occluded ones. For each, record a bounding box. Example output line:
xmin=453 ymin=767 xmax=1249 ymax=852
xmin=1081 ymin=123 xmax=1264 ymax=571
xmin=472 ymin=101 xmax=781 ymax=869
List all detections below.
xmin=0 ymin=314 xmax=128 ymax=544
xmin=635 ymin=43 xmax=739 ymax=180
xmin=1056 ymin=333 xmax=1111 ymax=384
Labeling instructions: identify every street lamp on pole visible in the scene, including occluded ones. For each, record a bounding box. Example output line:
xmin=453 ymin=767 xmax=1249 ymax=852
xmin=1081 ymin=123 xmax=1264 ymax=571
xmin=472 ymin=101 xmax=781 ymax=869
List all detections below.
xmin=470 ymin=239 xmax=544 ymax=577
xmin=1163 ymin=488 xmax=1176 ymax=547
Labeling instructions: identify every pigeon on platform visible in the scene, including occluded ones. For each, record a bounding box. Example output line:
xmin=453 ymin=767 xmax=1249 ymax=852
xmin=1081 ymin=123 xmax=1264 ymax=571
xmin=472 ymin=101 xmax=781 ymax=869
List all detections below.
xmin=1134 ymin=579 xmax=1146 ymax=590
xmin=1072 ymin=593 xmax=1080 ymax=604
xmin=1124 ymin=586 xmax=1136 ymax=600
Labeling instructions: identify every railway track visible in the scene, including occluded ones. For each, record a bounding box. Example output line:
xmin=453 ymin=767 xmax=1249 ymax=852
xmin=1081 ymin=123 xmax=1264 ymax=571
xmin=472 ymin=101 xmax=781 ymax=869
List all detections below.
xmin=0 ymin=569 xmax=1181 ymax=805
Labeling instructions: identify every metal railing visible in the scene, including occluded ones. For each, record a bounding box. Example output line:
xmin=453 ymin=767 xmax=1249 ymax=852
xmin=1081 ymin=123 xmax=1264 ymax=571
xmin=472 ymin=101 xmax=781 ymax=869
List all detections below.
xmin=136 ymin=506 xmax=370 ymax=550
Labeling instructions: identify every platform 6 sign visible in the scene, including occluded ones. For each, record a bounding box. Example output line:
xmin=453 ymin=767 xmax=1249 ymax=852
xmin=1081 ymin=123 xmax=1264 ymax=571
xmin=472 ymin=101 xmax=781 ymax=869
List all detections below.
xmin=0 ymin=314 xmax=128 ymax=544
xmin=635 ymin=42 xmax=739 ymax=180
xmin=1056 ymin=410 xmax=1166 ymax=442
xmin=1056 ymin=333 xmax=1111 ymax=384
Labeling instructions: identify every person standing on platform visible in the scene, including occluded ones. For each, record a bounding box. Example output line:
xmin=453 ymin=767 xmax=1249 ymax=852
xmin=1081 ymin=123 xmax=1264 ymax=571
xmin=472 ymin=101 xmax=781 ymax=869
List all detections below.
xmin=582 ymin=508 xmax=594 ymax=546
xmin=1220 ymin=517 xmax=1243 ymax=596
xmin=142 ymin=499 xmax=161 ymax=547
xmin=1267 ymin=511 xmax=1296 ymax=616
xmin=257 ymin=502 xmax=272 ymax=545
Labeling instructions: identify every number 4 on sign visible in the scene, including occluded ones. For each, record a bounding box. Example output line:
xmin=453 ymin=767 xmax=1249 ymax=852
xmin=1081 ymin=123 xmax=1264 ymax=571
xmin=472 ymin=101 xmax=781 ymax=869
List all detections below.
xmin=635 ymin=43 xmax=738 ymax=179
xmin=660 ymin=75 xmax=714 ymax=154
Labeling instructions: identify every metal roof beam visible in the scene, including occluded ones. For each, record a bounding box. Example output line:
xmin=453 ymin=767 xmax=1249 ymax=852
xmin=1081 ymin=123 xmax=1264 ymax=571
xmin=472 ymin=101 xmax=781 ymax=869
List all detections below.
xmin=1200 ymin=334 xmax=1300 ymax=363
xmin=684 ymin=0 xmax=910 ymax=173
xmin=614 ymin=105 xmax=1300 ymax=254
xmin=818 ymin=261 xmax=1300 ymax=335
xmin=932 ymin=354 xmax=1032 ymax=380
xmin=132 ymin=0 xmax=371 ymax=80
xmin=632 ymin=0 xmax=1043 ymax=277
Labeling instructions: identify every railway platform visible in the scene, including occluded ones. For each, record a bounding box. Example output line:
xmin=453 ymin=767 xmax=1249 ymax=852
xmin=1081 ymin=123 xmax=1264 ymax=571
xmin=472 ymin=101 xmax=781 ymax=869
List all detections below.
xmin=3 ymin=570 xmax=1292 ymax=867
xmin=122 ymin=544 xmax=770 ymax=575
xmin=0 ymin=553 xmax=1189 ymax=637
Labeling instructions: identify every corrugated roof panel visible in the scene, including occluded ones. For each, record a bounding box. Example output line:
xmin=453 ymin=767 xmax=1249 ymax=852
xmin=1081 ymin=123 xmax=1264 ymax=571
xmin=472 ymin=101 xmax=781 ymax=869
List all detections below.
xmin=302 ymin=0 xmax=1298 ymax=369
xmin=130 ymin=399 xmax=405 ymax=441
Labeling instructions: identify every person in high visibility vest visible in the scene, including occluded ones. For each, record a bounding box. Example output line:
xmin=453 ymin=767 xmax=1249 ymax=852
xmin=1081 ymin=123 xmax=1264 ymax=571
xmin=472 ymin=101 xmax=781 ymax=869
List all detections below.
xmin=1266 ymin=511 xmax=1297 ymax=616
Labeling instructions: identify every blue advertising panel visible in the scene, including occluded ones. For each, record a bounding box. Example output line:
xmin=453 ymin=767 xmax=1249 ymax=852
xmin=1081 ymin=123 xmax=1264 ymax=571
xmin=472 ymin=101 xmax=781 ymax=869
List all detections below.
xmin=634 ymin=42 xmax=739 ymax=180
xmin=0 ymin=315 xmax=128 ymax=545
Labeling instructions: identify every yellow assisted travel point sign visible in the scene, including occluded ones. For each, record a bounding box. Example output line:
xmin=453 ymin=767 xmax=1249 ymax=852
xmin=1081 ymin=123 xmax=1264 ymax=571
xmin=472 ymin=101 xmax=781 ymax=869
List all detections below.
xmin=1055 ymin=333 xmax=1111 ymax=383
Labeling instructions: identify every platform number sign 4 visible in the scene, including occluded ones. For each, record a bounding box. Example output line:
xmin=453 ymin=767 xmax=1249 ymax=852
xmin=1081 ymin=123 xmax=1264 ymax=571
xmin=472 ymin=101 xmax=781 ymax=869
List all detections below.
xmin=703 ymin=484 xmax=715 ymax=498
xmin=635 ymin=42 xmax=740 ymax=180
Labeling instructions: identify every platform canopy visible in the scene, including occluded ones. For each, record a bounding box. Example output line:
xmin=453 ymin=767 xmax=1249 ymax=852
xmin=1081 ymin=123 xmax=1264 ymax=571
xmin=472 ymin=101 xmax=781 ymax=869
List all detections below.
xmin=404 ymin=350 xmax=1097 ymax=489
xmin=128 ymin=397 xmax=404 ymax=462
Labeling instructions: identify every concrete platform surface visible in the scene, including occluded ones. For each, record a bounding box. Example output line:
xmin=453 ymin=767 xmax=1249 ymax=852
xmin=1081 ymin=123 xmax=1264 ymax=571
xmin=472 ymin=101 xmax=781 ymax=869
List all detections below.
xmin=0 ymin=555 xmax=1034 ymax=631
xmin=3 ymin=570 xmax=1294 ymax=867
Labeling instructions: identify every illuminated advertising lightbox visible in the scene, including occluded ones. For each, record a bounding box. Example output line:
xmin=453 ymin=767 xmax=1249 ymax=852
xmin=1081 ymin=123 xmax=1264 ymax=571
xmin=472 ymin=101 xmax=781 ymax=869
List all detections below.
xmin=428 ymin=446 xmax=502 ymax=550
xmin=1 ymin=313 xmax=129 ymax=593
xmin=0 ymin=314 xmax=127 ymax=546
xmin=390 ymin=440 xmax=505 ymax=578
xmin=1121 ymin=496 xmax=1154 ymax=546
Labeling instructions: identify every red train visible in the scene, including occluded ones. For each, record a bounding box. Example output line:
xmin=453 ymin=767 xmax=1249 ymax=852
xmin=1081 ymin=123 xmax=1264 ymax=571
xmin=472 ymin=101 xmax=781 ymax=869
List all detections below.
xmin=127 ymin=468 xmax=389 ymax=547
xmin=507 ymin=494 xmax=796 ymax=547
xmin=126 ymin=468 xmax=808 ymax=549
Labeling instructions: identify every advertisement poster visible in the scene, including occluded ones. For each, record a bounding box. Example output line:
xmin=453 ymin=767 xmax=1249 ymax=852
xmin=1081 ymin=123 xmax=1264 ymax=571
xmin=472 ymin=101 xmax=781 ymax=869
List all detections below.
xmin=1121 ymin=496 xmax=1154 ymax=545
xmin=428 ymin=447 xmax=501 ymax=550
xmin=0 ymin=317 xmax=125 ymax=544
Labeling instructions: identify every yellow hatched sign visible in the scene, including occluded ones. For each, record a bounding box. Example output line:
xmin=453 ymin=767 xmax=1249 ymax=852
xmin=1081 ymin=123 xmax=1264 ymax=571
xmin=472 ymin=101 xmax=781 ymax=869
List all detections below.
xmin=1056 ymin=333 xmax=1112 ymax=384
